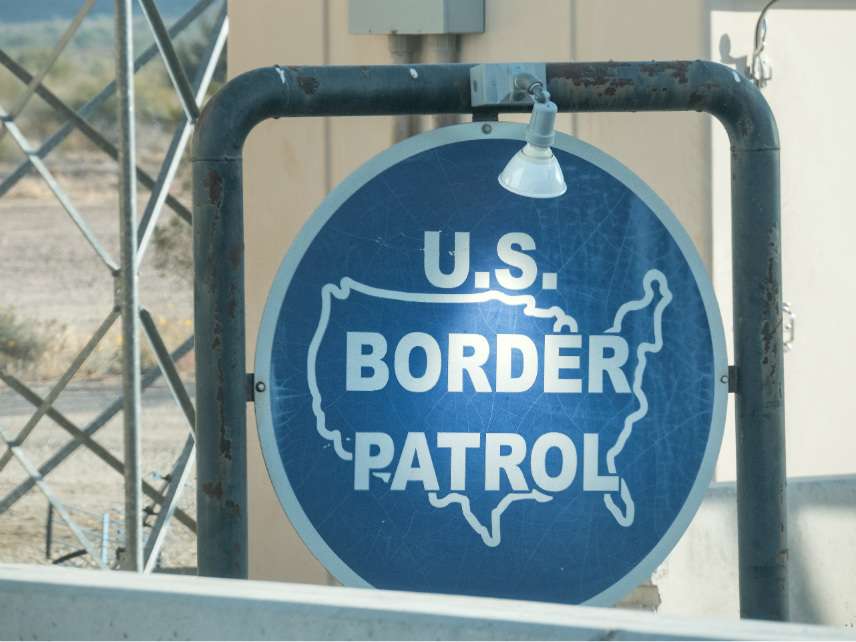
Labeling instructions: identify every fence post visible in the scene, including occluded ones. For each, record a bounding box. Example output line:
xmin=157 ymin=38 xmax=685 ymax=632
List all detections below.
xmin=115 ymin=0 xmax=143 ymax=572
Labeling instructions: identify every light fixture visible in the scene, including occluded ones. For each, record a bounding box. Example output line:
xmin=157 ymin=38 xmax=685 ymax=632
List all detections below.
xmin=498 ymin=76 xmax=567 ymax=199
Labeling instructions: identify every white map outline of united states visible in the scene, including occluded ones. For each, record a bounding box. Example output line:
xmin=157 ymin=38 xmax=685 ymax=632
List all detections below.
xmin=306 ymin=270 xmax=672 ymax=546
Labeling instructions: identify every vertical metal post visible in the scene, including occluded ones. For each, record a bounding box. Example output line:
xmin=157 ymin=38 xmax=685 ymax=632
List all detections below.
xmin=731 ymin=147 xmax=788 ymax=620
xmin=193 ymin=158 xmax=248 ymax=578
xmin=115 ymin=0 xmax=143 ymax=572
xmin=45 ymin=504 xmax=53 ymax=560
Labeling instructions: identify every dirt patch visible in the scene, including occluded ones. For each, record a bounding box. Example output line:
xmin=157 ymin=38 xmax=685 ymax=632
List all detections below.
xmin=0 ymin=156 xmax=197 ymax=571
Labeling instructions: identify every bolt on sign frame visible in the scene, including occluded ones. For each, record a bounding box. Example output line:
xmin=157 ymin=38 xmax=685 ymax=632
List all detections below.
xmin=191 ymin=61 xmax=787 ymax=621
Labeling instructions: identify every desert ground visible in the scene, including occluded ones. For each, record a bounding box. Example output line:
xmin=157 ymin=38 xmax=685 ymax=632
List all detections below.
xmin=0 ymin=156 xmax=197 ymax=571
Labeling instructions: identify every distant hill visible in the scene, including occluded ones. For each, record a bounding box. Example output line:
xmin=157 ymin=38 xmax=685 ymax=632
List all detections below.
xmin=0 ymin=0 xmax=200 ymax=23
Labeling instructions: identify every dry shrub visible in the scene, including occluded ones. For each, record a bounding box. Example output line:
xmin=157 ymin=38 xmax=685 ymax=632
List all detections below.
xmin=0 ymin=310 xmax=193 ymax=383
xmin=0 ymin=307 xmax=51 ymax=371
xmin=152 ymin=215 xmax=192 ymax=283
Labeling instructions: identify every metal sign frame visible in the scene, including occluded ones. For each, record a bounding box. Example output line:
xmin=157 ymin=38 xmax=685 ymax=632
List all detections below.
xmin=191 ymin=61 xmax=787 ymax=621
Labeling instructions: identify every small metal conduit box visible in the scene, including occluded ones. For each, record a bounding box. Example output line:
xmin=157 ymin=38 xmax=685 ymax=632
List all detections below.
xmin=469 ymin=63 xmax=547 ymax=107
xmin=348 ymin=0 xmax=485 ymax=34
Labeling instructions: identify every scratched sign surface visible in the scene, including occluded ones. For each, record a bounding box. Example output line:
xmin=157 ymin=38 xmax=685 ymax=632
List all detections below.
xmin=255 ymin=123 xmax=727 ymax=606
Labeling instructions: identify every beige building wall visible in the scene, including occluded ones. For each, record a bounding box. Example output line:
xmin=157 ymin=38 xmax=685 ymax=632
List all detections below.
xmin=570 ymin=2 xmax=710 ymax=265
xmin=708 ymin=1 xmax=856 ymax=483
xmin=229 ymin=0 xmax=711 ymax=586
xmin=229 ymin=0 xmax=397 ymax=584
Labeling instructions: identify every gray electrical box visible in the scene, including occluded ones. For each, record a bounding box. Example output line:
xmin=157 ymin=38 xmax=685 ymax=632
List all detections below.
xmin=348 ymin=0 xmax=485 ymax=35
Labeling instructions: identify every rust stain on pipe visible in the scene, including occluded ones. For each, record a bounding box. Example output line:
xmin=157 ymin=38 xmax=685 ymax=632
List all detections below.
xmin=201 ymin=480 xmax=223 ymax=500
xmin=205 ymin=169 xmax=223 ymax=206
xmin=297 ymin=75 xmax=320 ymax=95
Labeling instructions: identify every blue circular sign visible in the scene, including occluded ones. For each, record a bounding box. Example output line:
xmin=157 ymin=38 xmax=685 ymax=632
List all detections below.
xmin=255 ymin=123 xmax=727 ymax=606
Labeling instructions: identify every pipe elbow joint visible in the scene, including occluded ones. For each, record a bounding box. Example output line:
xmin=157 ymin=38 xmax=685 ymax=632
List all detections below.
xmin=692 ymin=61 xmax=779 ymax=152
xmin=192 ymin=66 xmax=292 ymax=162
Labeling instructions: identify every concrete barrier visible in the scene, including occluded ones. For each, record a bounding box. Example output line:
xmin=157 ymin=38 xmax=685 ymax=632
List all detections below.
xmin=656 ymin=475 xmax=856 ymax=626
xmin=0 ymin=564 xmax=852 ymax=640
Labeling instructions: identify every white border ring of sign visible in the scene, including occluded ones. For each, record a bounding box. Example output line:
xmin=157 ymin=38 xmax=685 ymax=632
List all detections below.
xmin=254 ymin=122 xmax=729 ymax=606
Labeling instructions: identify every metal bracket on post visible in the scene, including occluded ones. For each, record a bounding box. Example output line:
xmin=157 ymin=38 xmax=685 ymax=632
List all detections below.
xmin=469 ymin=63 xmax=546 ymax=107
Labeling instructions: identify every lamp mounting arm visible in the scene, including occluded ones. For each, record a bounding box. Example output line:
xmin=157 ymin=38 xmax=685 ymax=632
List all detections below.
xmin=513 ymin=72 xmax=550 ymax=104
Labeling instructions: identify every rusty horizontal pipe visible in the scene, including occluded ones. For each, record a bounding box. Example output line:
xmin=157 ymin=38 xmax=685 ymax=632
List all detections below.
xmin=193 ymin=61 xmax=777 ymax=160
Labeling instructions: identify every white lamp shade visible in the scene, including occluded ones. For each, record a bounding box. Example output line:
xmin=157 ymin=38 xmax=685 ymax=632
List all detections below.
xmin=498 ymin=143 xmax=567 ymax=199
